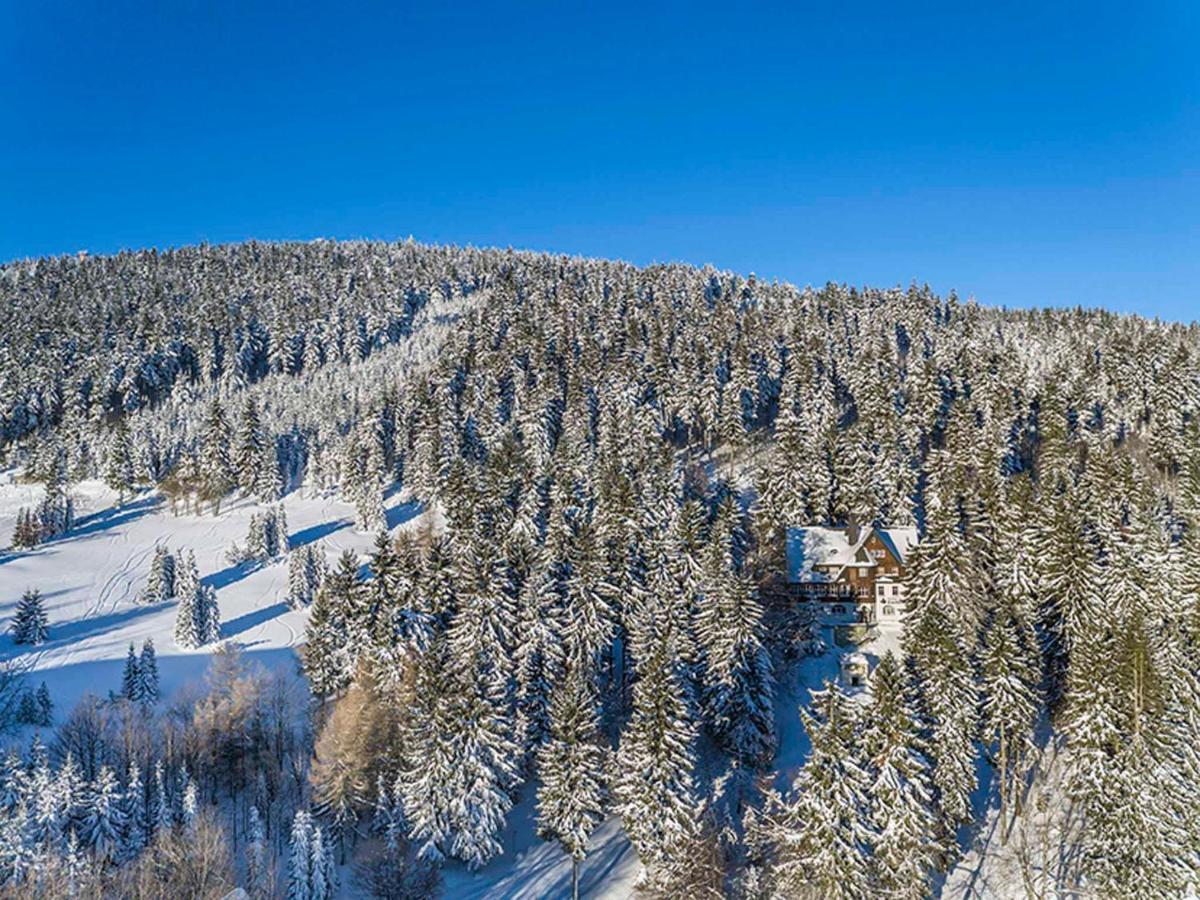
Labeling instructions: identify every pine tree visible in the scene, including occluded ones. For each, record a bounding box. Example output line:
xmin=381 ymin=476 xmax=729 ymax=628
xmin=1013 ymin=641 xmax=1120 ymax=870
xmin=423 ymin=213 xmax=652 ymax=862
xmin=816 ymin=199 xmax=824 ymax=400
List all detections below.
xmin=246 ymin=805 xmax=270 ymax=900
xmin=304 ymin=549 xmax=358 ymax=698
xmin=234 ymin=395 xmax=266 ymax=495
xmin=141 ymin=544 xmax=177 ymax=603
xmin=257 ymin=435 xmax=282 ymax=502
xmin=198 ymin=583 xmax=222 ymax=645
xmin=980 ymin=597 xmax=1040 ymax=842
xmin=139 ymin=638 xmax=160 ymax=703
xmin=311 ymin=826 xmax=337 ymax=900
xmin=696 ymin=507 xmax=776 ymax=766
xmin=612 ymin=621 xmax=699 ymax=879
xmin=83 ymin=764 xmax=127 ymax=865
xmin=173 ymin=575 xmax=202 ymax=650
xmin=11 ymin=588 xmax=49 ymax=645
xmin=148 ymin=762 xmax=167 ymax=844
xmin=121 ymin=643 xmax=143 ymax=702
xmin=11 ymin=507 xmax=40 ymax=549
xmin=288 ymin=543 xmax=326 ymax=609
xmin=34 ymin=682 xmax=52 ymax=727
xmin=200 ymin=397 xmax=235 ymax=512
xmin=399 ymin=631 xmax=520 ymax=870
xmin=287 ymin=809 xmax=315 ymax=900
xmin=536 ymin=664 xmax=607 ymax=896
xmin=860 ymin=653 xmax=938 ymax=898
xmin=104 ymin=417 xmax=135 ymax=501
xmin=123 ymin=762 xmax=148 ymax=860
xmin=764 ymin=681 xmax=872 ymax=899
xmin=310 ymin=826 xmax=330 ymax=900
xmin=903 ymin=491 xmax=980 ymax=848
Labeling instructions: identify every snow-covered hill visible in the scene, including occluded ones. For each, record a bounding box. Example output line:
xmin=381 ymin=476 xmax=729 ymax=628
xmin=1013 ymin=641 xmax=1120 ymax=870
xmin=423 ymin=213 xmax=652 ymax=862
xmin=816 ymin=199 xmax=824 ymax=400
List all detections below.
xmin=0 ymin=476 xmax=423 ymax=713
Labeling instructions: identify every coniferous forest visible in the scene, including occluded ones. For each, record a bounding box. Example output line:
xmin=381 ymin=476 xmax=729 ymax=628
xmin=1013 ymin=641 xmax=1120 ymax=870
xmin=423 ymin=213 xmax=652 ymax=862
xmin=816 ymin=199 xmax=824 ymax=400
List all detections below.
xmin=2 ymin=240 xmax=1199 ymax=898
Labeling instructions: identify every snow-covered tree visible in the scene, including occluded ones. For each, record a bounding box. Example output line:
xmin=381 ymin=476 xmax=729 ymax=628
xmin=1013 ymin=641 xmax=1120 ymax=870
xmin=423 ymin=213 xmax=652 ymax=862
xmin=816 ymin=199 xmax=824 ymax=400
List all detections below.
xmin=121 ymin=643 xmax=142 ymax=702
xmin=82 ymin=764 xmax=127 ymax=865
xmin=536 ymin=664 xmax=607 ymax=895
xmin=763 ymin=681 xmax=872 ymax=899
xmin=11 ymin=588 xmax=49 ymax=645
xmin=139 ymin=638 xmax=160 ymax=703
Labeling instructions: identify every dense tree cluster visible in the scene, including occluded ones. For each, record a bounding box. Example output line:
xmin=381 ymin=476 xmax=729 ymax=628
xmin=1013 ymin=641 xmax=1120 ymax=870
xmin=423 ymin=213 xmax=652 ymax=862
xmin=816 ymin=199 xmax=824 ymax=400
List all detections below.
xmin=4 ymin=239 xmax=1200 ymax=894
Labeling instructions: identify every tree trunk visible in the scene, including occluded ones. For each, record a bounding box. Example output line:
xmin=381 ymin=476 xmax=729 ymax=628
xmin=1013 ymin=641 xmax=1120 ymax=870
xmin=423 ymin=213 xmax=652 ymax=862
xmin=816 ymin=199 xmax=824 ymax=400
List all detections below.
xmin=572 ymin=857 xmax=580 ymax=900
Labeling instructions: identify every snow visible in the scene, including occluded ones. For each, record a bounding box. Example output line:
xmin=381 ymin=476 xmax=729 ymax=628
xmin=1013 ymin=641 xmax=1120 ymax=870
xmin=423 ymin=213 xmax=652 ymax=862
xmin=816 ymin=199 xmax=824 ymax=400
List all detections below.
xmin=0 ymin=473 xmax=425 ymax=716
xmin=1 ymin=473 xmax=998 ymax=898
xmin=785 ymin=525 xmax=919 ymax=583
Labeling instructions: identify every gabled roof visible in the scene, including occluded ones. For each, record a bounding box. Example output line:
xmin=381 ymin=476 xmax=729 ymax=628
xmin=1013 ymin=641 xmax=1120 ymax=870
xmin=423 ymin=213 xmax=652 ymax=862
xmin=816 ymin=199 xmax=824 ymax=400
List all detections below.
xmin=786 ymin=525 xmax=918 ymax=584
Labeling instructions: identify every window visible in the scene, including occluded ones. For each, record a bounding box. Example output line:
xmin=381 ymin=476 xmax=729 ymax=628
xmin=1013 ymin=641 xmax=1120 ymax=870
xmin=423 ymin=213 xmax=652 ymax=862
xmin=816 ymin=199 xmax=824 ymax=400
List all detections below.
xmin=884 ymin=605 xmax=895 ymax=617
xmin=832 ymin=604 xmax=846 ymax=615
xmin=892 ymin=585 xmax=899 ymax=596
xmin=858 ymin=567 xmax=868 ymax=577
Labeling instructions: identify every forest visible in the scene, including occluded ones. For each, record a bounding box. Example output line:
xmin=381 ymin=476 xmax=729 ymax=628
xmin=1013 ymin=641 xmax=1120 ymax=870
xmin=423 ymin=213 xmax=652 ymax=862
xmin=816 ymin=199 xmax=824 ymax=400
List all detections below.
xmin=1 ymin=239 xmax=1198 ymax=898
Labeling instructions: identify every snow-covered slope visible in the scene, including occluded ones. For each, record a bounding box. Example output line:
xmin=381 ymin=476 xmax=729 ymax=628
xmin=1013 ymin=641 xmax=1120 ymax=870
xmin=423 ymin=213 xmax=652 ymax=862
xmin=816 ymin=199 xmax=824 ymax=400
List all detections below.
xmin=0 ymin=475 xmax=423 ymax=714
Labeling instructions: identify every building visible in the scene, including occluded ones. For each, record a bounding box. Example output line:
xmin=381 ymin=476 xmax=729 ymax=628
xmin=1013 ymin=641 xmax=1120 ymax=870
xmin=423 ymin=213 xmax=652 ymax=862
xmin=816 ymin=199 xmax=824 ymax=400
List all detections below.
xmin=785 ymin=523 xmax=918 ymax=624
xmin=840 ymin=651 xmax=870 ymax=688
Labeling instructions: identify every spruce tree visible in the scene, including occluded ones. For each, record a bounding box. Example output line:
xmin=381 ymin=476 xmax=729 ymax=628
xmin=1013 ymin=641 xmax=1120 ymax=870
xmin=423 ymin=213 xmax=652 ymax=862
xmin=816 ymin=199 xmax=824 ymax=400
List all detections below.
xmin=234 ymin=395 xmax=266 ymax=495
xmin=11 ymin=588 xmax=49 ymax=645
xmin=246 ymin=805 xmax=270 ymax=900
xmin=139 ymin=638 xmax=160 ymax=703
xmin=860 ymin=653 xmax=938 ymax=898
xmin=121 ymin=643 xmax=142 ymax=702
xmin=83 ymin=764 xmax=126 ymax=865
xmin=142 ymin=544 xmax=176 ymax=603
xmin=287 ymin=809 xmax=315 ymax=900
xmin=200 ymin=397 xmax=235 ymax=512
xmin=104 ymin=417 xmax=135 ymax=501
xmin=536 ymin=664 xmax=607 ymax=897
xmin=304 ymin=549 xmax=358 ymax=698
xmin=612 ymin=622 xmax=699 ymax=880
xmin=765 ymin=681 xmax=872 ymax=900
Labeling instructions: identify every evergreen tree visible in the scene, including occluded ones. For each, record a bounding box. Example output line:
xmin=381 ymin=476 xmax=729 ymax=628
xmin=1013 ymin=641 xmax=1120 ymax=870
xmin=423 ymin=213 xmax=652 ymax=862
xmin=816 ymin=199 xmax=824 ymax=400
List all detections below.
xmin=104 ymin=417 xmax=135 ymax=501
xmin=173 ymin=576 xmax=203 ymax=650
xmin=82 ymin=764 xmax=126 ymax=865
xmin=121 ymin=643 xmax=142 ymax=702
xmin=903 ymin=491 xmax=980 ymax=848
xmin=860 ymin=653 xmax=938 ymax=898
xmin=287 ymin=809 xmax=315 ymax=900
xmin=536 ymin=664 xmax=607 ymax=897
xmin=246 ymin=805 xmax=270 ymax=900
xmin=980 ymin=597 xmax=1040 ymax=841
xmin=11 ymin=588 xmax=49 ymax=645
xmin=139 ymin=638 xmax=160 ymax=703
xmin=141 ymin=544 xmax=176 ymax=603
xmin=123 ymin=762 xmax=147 ymax=860
xmin=34 ymin=683 xmax=53 ymax=727
xmin=764 ymin=681 xmax=872 ymax=899
xmin=304 ymin=549 xmax=359 ymax=698
xmin=234 ymin=395 xmax=266 ymax=495
xmin=612 ymin=621 xmax=699 ymax=880
xmin=696 ymin=507 xmax=776 ymax=766
xmin=200 ymin=397 xmax=235 ymax=511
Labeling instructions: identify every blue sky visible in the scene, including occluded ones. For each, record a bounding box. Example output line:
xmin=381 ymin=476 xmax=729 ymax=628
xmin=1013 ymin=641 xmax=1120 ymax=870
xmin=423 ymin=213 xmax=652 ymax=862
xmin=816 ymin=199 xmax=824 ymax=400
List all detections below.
xmin=2 ymin=1 xmax=1197 ymax=319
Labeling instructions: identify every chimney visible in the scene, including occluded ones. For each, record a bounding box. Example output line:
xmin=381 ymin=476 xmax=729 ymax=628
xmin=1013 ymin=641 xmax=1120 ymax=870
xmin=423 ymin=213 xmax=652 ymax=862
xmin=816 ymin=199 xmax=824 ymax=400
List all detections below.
xmin=847 ymin=517 xmax=861 ymax=546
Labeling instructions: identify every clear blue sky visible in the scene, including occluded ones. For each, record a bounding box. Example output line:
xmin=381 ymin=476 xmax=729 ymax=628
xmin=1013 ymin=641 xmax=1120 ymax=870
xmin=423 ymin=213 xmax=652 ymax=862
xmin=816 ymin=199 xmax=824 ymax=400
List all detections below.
xmin=3 ymin=2 xmax=1197 ymax=320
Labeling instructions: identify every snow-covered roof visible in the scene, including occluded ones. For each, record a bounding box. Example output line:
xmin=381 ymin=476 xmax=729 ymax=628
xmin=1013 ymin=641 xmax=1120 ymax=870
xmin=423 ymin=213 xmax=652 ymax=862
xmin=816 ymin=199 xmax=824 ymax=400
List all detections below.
xmin=785 ymin=527 xmax=856 ymax=582
xmin=785 ymin=525 xmax=918 ymax=584
xmin=876 ymin=527 xmax=918 ymax=564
